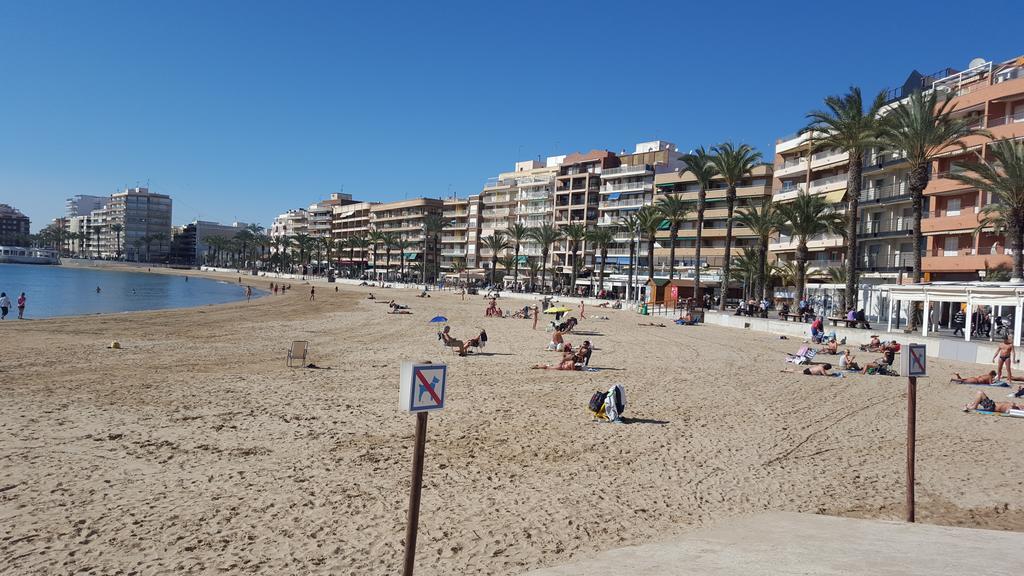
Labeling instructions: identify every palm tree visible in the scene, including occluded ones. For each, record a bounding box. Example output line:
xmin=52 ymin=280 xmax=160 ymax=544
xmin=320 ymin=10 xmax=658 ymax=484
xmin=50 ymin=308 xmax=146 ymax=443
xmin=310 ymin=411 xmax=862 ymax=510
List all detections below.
xmin=109 ymin=223 xmax=124 ymax=260
xmin=656 ymin=194 xmax=692 ymax=279
xmin=527 ymin=223 xmax=562 ymax=293
xmin=877 ymin=89 xmax=982 ymax=282
xmin=586 ymin=226 xmax=616 ymax=294
xmin=951 ymin=139 xmax=1024 ymax=281
xmin=617 ymin=212 xmax=641 ymax=301
xmin=734 ymin=201 xmax=785 ymax=301
xmin=481 ymin=231 xmax=510 ymax=287
xmin=498 ymin=254 xmax=518 ymax=286
xmin=728 ymin=248 xmax=761 ymax=300
xmin=776 ymin=193 xmax=845 ymax=304
xmin=804 ymin=86 xmax=887 ymax=308
xmin=349 ymin=236 xmax=369 ymax=276
xmin=381 ymin=232 xmax=397 ymax=281
xmin=773 ymin=260 xmax=800 ymax=293
xmin=367 ymin=231 xmax=384 ymax=281
xmin=92 ymin=224 xmax=103 ymax=259
xmin=396 ymin=236 xmax=412 ymax=280
xmin=636 ymin=205 xmax=663 ymax=285
xmin=451 ymin=257 xmax=467 ymax=286
xmin=526 ymin=258 xmax=542 ymax=293
xmin=562 ymin=223 xmax=588 ymax=294
xmin=422 ymin=213 xmax=446 ymax=283
xmin=710 ymin=142 xmax=763 ymax=310
xmin=131 ymin=238 xmax=144 ymax=262
xmin=506 ymin=222 xmax=530 ymax=292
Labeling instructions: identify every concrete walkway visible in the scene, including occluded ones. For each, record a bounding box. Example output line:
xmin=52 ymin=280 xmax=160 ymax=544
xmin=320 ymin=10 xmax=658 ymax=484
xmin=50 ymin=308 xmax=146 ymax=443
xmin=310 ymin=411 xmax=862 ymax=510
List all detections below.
xmin=522 ymin=512 xmax=1024 ymax=576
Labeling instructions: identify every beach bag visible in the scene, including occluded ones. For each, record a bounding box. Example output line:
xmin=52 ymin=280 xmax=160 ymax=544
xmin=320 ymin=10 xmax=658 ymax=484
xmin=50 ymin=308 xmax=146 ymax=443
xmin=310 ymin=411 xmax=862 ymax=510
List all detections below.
xmin=602 ymin=384 xmax=627 ymax=422
xmin=588 ymin=391 xmax=607 ymax=413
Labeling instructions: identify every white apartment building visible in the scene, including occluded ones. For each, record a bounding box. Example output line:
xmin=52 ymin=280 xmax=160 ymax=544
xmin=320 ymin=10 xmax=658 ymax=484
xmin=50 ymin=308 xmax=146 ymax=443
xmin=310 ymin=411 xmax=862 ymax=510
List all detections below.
xmin=270 ymin=209 xmax=309 ymax=238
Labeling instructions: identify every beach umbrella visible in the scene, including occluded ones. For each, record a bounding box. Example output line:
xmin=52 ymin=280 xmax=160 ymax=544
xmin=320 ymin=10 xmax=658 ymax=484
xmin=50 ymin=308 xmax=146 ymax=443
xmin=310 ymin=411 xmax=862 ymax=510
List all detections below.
xmin=544 ymin=307 xmax=572 ymax=314
xmin=429 ymin=315 xmax=448 ymax=323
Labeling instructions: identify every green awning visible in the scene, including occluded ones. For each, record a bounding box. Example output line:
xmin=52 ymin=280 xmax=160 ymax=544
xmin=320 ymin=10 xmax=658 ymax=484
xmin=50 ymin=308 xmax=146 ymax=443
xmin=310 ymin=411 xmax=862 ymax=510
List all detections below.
xmin=657 ymin=219 xmax=671 ymax=230
xmin=404 ymin=253 xmax=420 ymax=260
xmin=517 ymin=255 xmax=528 ymax=264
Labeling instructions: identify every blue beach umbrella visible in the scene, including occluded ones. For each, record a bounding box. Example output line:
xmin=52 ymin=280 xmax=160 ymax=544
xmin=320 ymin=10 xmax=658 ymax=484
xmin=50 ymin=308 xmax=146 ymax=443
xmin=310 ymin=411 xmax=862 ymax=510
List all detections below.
xmin=429 ymin=316 xmax=448 ymax=323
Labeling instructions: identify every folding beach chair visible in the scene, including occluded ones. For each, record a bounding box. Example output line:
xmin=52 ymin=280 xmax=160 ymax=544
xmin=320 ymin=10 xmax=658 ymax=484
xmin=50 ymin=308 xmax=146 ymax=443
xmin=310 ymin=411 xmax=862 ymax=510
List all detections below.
xmin=287 ymin=340 xmax=309 ymax=367
xmin=785 ymin=346 xmax=816 ymax=365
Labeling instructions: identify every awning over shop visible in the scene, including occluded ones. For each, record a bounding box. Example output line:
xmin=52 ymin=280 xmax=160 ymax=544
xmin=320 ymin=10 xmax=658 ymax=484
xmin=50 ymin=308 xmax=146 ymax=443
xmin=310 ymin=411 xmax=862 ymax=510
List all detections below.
xmin=404 ymin=253 xmax=420 ymax=260
xmin=517 ymin=255 xmax=528 ymax=264
xmin=607 ymin=192 xmax=621 ymax=200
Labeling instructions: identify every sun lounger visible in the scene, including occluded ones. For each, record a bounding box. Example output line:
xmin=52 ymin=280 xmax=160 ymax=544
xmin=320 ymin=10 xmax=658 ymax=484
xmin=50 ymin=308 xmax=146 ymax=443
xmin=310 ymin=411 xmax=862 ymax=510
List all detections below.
xmin=287 ymin=340 xmax=309 ymax=367
xmin=785 ymin=346 xmax=817 ymax=365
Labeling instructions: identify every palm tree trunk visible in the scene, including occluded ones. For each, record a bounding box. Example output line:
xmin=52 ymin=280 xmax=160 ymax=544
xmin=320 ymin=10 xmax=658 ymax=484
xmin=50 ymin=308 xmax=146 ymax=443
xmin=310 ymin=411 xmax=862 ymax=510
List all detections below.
xmin=598 ymin=248 xmax=607 ymax=292
xmin=909 ymin=164 xmax=929 ymax=283
xmin=694 ymin=189 xmax=706 ymax=305
xmin=513 ymin=245 xmax=521 ymax=292
xmin=759 ymin=235 xmax=769 ymax=302
xmin=646 ymin=238 xmax=655 ymax=284
xmin=1012 ymin=216 xmax=1024 ymax=282
xmin=719 ymin=187 xmax=737 ymax=311
xmin=627 ymin=237 xmax=636 ymax=301
xmin=796 ymin=241 xmax=809 ymax=304
xmin=569 ymin=242 xmax=578 ymax=294
xmin=843 ymin=158 xmax=863 ymax=309
xmin=490 ymin=255 xmax=498 ymax=287
xmin=668 ymin=225 xmax=678 ymax=280
xmin=541 ymin=249 xmax=549 ymax=293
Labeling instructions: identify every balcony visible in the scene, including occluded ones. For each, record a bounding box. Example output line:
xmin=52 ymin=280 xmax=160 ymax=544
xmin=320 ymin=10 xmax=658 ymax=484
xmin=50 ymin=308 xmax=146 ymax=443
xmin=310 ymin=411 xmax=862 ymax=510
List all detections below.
xmin=774 ymin=157 xmax=808 ymax=177
xmin=482 ymin=208 xmax=511 ymax=218
xmin=441 ymin=235 xmax=465 ymax=243
xmin=810 ymin=150 xmax=849 ymax=169
xmin=987 ymin=109 xmax=1024 ymax=128
xmin=859 ymin=181 xmax=909 ymax=203
xmin=863 ymin=151 xmax=907 ymax=172
xmin=600 ymin=181 xmax=652 ymax=193
xmin=808 ymin=173 xmax=846 ymax=194
xmin=773 ymin=183 xmax=806 ymax=202
xmin=923 ymin=249 xmax=1011 ymax=273
xmin=602 ymin=164 xmax=652 ymax=177
xmin=442 ymin=210 xmax=467 ymax=218
xmin=776 ymin=131 xmax=810 ymax=153
xmin=859 ymin=253 xmax=913 ymax=272
xmin=441 ymin=249 xmax=466 ymax=257
xmin=519 ymin=205 xmax=550 ymax=215
xmin=517 ymin=176 xmax=552 ymax=187
xmin=444 ymin=222 xmax=468 ymax=230
xmin=517 ymin=191 xmax=549 ymax=201
xmin=483 ymin=178 xmax=515 ymax=190
xmin=769 ymin=233 xmax=844 ymax=252
xmin=482 ymin=195 xmax=513 ymax=205
xmin=921 ymin=207 xmax=981 ymax=234
xmin=598 ymin=197 xmax=648 ymax=210
xmin=858 ymin=218 xmax=913 ymax=237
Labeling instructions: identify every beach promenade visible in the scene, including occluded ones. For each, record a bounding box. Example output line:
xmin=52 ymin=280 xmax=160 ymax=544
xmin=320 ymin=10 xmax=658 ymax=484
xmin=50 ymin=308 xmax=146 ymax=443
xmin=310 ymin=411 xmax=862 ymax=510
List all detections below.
xmin=1 ymin=267 xmax=1022 ymax=575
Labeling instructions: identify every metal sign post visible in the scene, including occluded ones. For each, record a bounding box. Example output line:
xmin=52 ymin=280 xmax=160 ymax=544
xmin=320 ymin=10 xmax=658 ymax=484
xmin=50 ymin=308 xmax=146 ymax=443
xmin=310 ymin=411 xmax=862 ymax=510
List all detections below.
xmin=900 ymin=344 xmax=927 ymax=522
xmin=399 ymin=362 xmax=447 ymax=576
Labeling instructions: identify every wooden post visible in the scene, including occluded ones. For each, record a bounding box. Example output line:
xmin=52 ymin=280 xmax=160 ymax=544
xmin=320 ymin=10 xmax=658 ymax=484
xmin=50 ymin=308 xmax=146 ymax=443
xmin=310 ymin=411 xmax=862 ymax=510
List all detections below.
xmin=403 ymin=411 xmax=429 ymax=576
xmin=906 ymin=376 xmax=917 ymax=523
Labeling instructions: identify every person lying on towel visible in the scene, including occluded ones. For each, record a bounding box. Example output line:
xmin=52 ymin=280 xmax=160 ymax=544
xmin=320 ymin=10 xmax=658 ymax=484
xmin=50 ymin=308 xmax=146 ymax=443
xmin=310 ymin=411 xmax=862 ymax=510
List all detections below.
xmin=951 ymin=371 xmax=997 ymax=385
xmin=963 ymin=391 xmax=1023 ymax=414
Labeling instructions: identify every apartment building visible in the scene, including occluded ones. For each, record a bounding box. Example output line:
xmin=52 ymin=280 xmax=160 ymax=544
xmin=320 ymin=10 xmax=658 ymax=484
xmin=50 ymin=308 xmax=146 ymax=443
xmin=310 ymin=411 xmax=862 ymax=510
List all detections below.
xmin=916 ymin=56 xmax=1024 ymax=282
xmin=170 ymin=220 xmax=249 ymax=266
xmin=769 ymin=132 xmax=849 ymax=276
xmin=553 ymin=150 xmax=618 ymax=279
xmin=599 ymin=141 xmax=685 ymax=280
xmin=270 ymin=209 xmax=309 ymax=238
xmin=653 ymin=163 xmax=774 ymax=294
xmin=307 ymin=193 xmax=357 ymax=239
xmin=65 ymin=195 xmax=107 ymax=218
xmin=74 ymin=187 xmax=173 ymax=260
xmin=0 ymin=204 xmax=30 ymax=245
xmin=368 ymin=198 xmax=444 ymax=277
xmin=331 ymin=201 xmax=377 ymax=268
xmin=440 ymin=196 xmax=473 ymax=272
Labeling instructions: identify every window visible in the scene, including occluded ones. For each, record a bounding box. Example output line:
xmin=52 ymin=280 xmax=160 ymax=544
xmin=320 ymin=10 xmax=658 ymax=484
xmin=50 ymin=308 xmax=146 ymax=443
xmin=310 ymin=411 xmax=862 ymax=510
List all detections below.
xmin=946 ymin=198 xmax=961 ymax=216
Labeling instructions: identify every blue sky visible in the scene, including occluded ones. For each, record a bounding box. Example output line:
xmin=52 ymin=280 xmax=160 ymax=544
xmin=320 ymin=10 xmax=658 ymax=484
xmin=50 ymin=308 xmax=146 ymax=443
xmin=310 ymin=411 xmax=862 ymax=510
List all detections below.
xmin=3 ymin=0 xmax=1023 ymax=231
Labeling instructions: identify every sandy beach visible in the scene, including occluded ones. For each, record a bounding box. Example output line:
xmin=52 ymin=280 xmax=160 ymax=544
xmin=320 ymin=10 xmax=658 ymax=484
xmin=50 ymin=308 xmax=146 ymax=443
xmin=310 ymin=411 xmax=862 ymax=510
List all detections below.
xmin=2 ymin=267 xmax=1023 ymax=575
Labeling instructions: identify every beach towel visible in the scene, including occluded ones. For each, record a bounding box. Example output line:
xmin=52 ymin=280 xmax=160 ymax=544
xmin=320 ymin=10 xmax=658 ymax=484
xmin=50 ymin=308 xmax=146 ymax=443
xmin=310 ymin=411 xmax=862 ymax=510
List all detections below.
xmin=786 ymin=347 xmax=816 ymax=365
xmin=969 ymin=409 xmax=1024 ymax=418
xmin=952 ymin=380 xmax=1010 ymax=388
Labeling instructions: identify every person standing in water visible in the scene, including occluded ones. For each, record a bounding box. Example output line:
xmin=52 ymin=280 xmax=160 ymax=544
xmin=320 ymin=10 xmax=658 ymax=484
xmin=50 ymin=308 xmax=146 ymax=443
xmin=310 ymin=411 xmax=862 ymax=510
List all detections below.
xmin=17 ymin=292 xmax=26 ymax=319
xmin=246 ymin=285 xmax=253 ymax=302
xmin=0 ymin=292 xmax=10 ymax=320
xmin=96 ymin=286 xmax=101 ymax=294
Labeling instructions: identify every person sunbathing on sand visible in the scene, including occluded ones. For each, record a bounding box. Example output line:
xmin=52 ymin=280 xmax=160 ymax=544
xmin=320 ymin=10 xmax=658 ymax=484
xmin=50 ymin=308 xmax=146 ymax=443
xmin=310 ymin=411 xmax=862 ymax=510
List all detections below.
xmin=781 ymin=363 xmax=833 ymax=376
xmin=860 ymin=335 xmax=882 ymax=352
xmin=532 ymin=350 xmax=579 ymax=370
xmin=547 ymin=330 xmax=566 ymax=350
xmin=819 ymin=339 xmax=839 ymax=354
xmin=951 ymin=371 xmax=997 ymax=385
xmin=367 ymin=292 xmax=376 ymax=299
xmin=639 ymin=322 xmax=666 ymax=327
xmin=963 ymin=390 xmax=1023 ymax=414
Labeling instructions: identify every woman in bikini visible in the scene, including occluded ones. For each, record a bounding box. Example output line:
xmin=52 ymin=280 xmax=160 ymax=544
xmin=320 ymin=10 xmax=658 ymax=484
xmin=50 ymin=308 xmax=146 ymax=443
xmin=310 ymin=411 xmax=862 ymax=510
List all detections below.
xmin=532 ymin=349 xmax=579 ymax=370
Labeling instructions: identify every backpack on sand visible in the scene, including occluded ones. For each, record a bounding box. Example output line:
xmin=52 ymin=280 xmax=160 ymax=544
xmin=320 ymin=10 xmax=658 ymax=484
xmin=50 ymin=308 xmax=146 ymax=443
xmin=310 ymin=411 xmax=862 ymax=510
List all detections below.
xmin=589 ymin=384 xmax=626 ymax=422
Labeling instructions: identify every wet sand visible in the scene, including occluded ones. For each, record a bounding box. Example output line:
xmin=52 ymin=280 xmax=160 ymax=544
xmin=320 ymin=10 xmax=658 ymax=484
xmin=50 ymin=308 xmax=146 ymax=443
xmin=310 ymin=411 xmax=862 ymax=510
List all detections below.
xmin=2 ymin=269 xmax=1023 ymax=575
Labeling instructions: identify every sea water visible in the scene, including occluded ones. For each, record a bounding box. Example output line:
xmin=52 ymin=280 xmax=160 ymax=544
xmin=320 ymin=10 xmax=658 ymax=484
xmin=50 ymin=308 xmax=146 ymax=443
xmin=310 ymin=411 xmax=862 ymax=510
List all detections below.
xmin=0 ymin=264 xmax=258 ymax=318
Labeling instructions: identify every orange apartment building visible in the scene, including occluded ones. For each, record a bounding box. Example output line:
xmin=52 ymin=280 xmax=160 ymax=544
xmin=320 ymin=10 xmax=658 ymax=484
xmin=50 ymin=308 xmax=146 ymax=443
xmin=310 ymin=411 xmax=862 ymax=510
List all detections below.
xmin=553 ymin=150 xmax=618 ymax=279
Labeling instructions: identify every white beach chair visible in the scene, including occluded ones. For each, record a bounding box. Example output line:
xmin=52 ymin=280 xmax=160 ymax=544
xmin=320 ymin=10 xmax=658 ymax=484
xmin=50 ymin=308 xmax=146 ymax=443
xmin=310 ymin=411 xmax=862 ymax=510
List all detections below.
xmin=785 ymin=346 xmax=817 ymax=365
xmin=287 ymin=340 xmax=309 ymax=367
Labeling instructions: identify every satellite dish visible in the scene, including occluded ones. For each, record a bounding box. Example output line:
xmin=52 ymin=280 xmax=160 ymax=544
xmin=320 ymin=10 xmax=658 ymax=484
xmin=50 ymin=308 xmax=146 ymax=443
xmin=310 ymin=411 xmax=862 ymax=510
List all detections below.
xmin=969 ymin=57 xmax=986 ymax=69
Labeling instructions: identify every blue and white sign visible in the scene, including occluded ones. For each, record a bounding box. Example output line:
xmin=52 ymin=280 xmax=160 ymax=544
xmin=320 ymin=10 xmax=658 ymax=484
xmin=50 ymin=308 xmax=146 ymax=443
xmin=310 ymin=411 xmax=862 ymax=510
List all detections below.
xmin=400 ymin=362 xmax=447 ymax=412
xmin=900 ymin=343 xmax=927 ymax=377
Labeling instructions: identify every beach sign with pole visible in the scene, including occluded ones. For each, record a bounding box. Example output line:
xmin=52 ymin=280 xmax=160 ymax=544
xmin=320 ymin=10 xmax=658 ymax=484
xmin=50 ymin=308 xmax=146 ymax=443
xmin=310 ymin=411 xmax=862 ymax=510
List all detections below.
xmin=899 ymin=343 xmax=925 ymax=524
xmin=399 ymin=361 xmax=447 ymax=576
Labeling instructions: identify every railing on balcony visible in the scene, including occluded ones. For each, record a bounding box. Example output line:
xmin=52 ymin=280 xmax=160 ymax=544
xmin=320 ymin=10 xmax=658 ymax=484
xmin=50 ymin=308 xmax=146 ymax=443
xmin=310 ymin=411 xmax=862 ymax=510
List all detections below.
xmin=860 ymin=181 xmax=909 ymax=202
xmin=441 ymin=235 xmax=465 ymax=243
xmin=988 ymin=110 xmax=1024 ymax=127
xmin=811 ymin=150 xmax=847 ymax=164
xmin=599 ymin=198 xmax=648 ymax=210
xmin=928 ymin=247 xmax=978 ymax=257
xmin=600 ymin=181 xmax=652 ymax=193
xmin=482 ymin=195 xmax=513 ymax=204
xmin=809 ymin=173 xmax=846 ymax=192
xmin=859 ymin=253 xmax=913 ymax=269
xmin=517 ymin=191 xmax=549 ymax=201
xmin=483 ymin=178 xmax=515 ymax=189
xmin=440 ymin=249 xmax=466 ymax=257
xmin=482 ymin=208 xmax=512 ymax=218
xmin=517 ymin=176 xmax=553 ymax=187
xmin=858 ymin=219 xmax=913 ymax=235
xmin=778 ymin=157 xmax=807 ymax=170
xmin=602 ymin=164 xmax=652 ymax=177
xmin=864 ymin=150 xmax=907 ymax=168
xmin=442 ymin=210 xmax=467 ymax=218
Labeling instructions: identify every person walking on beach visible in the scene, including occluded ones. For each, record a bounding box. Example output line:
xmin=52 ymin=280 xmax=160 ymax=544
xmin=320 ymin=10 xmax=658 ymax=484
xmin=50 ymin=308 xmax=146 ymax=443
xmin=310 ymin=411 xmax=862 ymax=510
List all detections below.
xmin=245 ymin=286 xmax=252 ymax=302
xmin=994 ymin=336 xmax=1015 ymax=381
xmin=309 ymin=286 xmax=316 ymax=302
xmin=17 ymin=292 xmax=26 ymax=319
xmin=579 ymin=300 xmax=586 ymax=320
xmin=532 ymin=304 xmax=540 ymax=330
xmin=0 ymin=292 xmax=10 ymax=320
